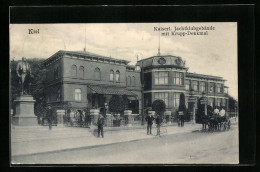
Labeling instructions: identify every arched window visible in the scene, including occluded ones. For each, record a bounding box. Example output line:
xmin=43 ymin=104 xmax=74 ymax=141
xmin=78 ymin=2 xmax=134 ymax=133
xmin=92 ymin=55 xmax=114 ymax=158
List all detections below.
xmin=71 ymin=65 xmax=77 ymax=78
xmin=79 ymin=66 xmax=84 ymax=79
xmin=94 ymin=67 xmax=101 ymax=80
xmin=132 ymin=76 xmax=135 ymax=86
xmin=110 ymin=70 xmax=114 ymax=81
xmin=127 ymin=76 xmax=131 ymax=86
xmin=115 ymin=70 xmax=120 ymax=82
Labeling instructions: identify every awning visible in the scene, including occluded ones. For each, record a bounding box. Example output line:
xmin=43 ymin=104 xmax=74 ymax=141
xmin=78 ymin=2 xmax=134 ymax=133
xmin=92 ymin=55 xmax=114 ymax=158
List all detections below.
xmin=88 ymin=85 xmax=136 ymax=97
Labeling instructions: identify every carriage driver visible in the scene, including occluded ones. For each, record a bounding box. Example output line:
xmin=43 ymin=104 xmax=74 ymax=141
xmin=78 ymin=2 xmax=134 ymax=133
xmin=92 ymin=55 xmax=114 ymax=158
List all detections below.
xmin=219 ymin=108 xmax=226 ymax=120
xmin=213 ymin=107 xmax=219 ymax=117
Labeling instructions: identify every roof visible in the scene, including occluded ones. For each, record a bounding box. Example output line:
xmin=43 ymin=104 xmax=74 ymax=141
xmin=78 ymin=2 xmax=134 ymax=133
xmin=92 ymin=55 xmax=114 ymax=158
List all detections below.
xmin=186 ymin=72 xmax=226 ymax=81
xmin=136 ymin=55 xmax=187 ymax=69
xmin=88 ymin=85 xmax=136 ymax=96
xmin=43 ymin=50 xmax=130 ymax=65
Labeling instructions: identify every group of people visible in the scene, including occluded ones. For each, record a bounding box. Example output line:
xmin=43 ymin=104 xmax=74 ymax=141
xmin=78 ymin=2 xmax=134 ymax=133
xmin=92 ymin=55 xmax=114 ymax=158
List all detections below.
xmin=145 ymin=113 xmax=162 ymax=136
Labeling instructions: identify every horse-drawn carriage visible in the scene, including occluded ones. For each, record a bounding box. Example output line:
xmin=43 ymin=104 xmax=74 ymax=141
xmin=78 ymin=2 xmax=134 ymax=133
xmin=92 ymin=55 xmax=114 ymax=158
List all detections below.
xmin=201 ymin=112 xmax=231 ymax=132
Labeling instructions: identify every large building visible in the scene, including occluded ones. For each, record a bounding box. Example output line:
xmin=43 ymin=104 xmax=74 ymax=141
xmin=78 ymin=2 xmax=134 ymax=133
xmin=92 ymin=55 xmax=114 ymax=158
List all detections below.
xmin=43 ymin=50 xmax=229 ymax=118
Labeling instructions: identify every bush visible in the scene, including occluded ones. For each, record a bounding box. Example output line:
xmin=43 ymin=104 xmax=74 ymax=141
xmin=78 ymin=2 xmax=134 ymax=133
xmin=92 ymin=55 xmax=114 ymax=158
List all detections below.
xmin=152 ymin=99 xmax=166 ymax=116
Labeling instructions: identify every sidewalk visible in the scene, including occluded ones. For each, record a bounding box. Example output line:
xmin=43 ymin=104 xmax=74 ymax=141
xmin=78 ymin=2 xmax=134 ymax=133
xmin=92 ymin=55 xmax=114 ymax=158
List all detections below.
xmin=11 ymin=123 xmax=202 ymax=157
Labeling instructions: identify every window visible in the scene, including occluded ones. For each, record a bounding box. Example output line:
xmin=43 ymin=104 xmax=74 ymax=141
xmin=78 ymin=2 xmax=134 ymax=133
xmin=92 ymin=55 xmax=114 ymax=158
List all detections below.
xmin=217 ymin=98 xmax=221 ymax=106
xmin=110 ymin=70 xmax=114 ymax=81
xmin=154 ymin=71 xmax=168 ymax=85
xmin=115 ymin=71 xmax=120 ymax=82
xmin=185 ymin=80 xmax=190 ymax=90
xmin=173 ymin=72 xmax=184 ymax=85
xmin=217 ymin=84 xmax=221 ymax=93
xmin=154 ymin=92 xmax=169 ymax=107
xmin=75 ymin=89 xmax=81 ymax=101
xmin=207 ymin=98 xmax=213 ymax=107
xmin=200 ymin=82 xmax=206 ymax=92
xmin=132 ymin=76 xmax=135 ymax=86
xmin=127 ymin=76 xmax=131 ymax=86
xmin=222 ymin=98 xmax=226 ymax=106
xmin=173 ymin=93 xmax=181 ymax=108
xmin=57 ymin=89 xmax=61 ymax=101
xmin=94 ymin=68 xmax=101 ymax=80
xmin=209 ymin=83 xmax=214 ymax=93
xmin=71 ymin=65 xmax=77 ymax=78
xmin=79 ymin=66 xmax=84 ymax=79
xmin=192 ymin=81 xmax=198 ymax=91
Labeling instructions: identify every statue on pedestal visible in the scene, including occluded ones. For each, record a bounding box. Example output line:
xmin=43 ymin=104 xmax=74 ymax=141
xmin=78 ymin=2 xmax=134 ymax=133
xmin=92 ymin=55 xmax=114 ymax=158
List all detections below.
xmin=13 ymin=57 xmax=36 ymax=126
xmin=16 ymin=57 xmax=32 ymax=95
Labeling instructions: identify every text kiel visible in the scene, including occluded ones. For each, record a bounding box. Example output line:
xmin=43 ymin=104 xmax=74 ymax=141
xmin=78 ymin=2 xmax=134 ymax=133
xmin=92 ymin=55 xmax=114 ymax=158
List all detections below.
xmin=28 ymin=29 xmax=39 ymax=34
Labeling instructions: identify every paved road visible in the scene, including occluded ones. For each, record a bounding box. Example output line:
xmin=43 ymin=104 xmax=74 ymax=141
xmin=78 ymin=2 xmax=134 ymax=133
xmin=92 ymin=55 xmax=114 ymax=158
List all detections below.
xmin=12 ymin=125 xmax=238 ymax=164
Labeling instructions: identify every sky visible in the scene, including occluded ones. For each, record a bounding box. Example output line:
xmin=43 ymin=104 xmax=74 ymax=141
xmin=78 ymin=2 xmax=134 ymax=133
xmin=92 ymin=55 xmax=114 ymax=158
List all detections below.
xmin=9 ymin=23 xmax=238 ymax=99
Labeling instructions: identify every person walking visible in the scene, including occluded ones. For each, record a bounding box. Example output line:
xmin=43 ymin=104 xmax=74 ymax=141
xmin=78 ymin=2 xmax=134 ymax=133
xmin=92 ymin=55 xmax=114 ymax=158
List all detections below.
xmin=46 ymin=104 xmax=53 ymax=130
xmin=179 ymin=111 xmax=185 ymax=127
xmin=145 ymin=113 xmax=154 ymax=135
xmin=97 ymin=114 xmax=104 ymax=138
xmin=155 ymin=115 xmax=162 ymax=136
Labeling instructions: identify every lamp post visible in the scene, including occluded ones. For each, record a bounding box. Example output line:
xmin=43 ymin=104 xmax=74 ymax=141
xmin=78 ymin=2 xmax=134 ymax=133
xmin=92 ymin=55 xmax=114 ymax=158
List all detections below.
xmin=202 ymin=91 xmax=207 ymax=116
xmin=188 ymin=88 xmax=196 ymax=124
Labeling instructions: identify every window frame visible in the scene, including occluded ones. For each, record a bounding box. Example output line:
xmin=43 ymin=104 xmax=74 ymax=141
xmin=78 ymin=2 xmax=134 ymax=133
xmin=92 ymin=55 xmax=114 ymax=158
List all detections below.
xmin=75 ymin=88 xmax=82 ymax=101
xmin=154 ymin=71 xmax=169 ymax=85
xmin=94 ymin=67 xmax=101 ymax=81
xmin=110 ymin=70 xmax=114 ymax=81
xmin=154 ymin=92 xmax=169 ymax=108
xmin=71 ymin=65 xmax=77 ymax=78
xmin=115 ymin=70 xmax=120 ymax=82
xmin=79 ymin=66 xmax=84 ymax=79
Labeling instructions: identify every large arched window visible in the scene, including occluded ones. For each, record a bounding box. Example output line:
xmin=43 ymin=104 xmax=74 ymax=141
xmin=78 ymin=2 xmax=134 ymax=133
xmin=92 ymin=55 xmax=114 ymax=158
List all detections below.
xmin=110 ymin=70 xmax=114 ymax=81
xmin=79 ymin=66 xmax=84 ymax=79
xmin=115 ymin=70 xmax=120 ymax=82
xmin=132 ymin=76 xmax=135 ymax=86
xmin=71 ymin=65 xmax=77 ymax=78
xmin=94 ymin=67 xmax=101 ymax=80
xmin=127 ymin=76 xmax=131 ymax=86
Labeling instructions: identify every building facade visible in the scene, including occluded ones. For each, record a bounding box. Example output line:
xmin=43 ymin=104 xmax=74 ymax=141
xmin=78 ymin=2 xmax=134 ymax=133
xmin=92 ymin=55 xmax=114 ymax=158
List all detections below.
xmin=43 ymin=50 xmax=142 ymax=115
xmin=43 ymin=50 xmax=229 ymax=118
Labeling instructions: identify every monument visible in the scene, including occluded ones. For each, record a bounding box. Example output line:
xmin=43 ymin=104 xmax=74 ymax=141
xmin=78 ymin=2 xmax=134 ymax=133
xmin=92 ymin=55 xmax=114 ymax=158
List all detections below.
xmin=12 ymin=57 xmax=37 ymax=126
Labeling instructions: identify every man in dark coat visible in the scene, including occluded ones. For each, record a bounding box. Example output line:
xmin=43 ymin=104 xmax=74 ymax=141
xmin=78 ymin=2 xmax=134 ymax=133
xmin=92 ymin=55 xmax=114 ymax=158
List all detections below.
xmin=97 ymin=115 xmax=104 ymax=138
xmin=46 ymin=104 xmax=53 ymax=130
xmin=155 ymin=115 xmax=162 ymax=136
xmin=145 ymin=113 xmax=154 ymax=135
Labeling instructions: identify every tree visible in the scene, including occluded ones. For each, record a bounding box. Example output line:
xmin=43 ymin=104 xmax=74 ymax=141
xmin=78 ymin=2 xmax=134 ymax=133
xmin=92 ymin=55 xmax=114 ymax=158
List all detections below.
xmin=152 ymin=99 xmax=166 ymax=117
xmin=109 ymin=95 xmax=125 ymax=115
xmin=228 ymin=95 xmax=237 ymax=111
xmin=178 ymin=93 xmax=187 ymax=113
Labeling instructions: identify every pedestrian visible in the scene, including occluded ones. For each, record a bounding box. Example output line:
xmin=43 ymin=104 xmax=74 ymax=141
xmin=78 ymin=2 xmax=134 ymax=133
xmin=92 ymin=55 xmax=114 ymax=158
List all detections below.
xmin=178 ymin=111 xmax=184 ymax=127
xmin=46 ymin=104 xmax=53 ymax=130
xmin=155 ymin=114 xmax=162 ymax=136
xmin=97 ymin=114 xmax=104 ymax=138
xmin=145 ymin=112 xmax=154 ymax=135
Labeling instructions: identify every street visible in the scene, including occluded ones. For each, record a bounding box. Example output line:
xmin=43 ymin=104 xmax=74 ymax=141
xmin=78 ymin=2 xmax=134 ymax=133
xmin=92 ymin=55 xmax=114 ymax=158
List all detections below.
xmin=12 ymin=124 xmax=238 ymax=164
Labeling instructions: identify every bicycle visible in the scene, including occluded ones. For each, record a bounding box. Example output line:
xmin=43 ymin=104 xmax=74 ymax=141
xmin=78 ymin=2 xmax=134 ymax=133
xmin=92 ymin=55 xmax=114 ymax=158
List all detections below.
xmin=152 ymin=123 xmax=168 ymax=136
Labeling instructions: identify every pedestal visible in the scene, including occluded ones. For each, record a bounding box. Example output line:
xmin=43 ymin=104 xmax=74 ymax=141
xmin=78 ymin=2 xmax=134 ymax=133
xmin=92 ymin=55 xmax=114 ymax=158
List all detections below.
xmin=56 ymin=110 xmax=65 ymax=127
xmin=124 ymin=110 xmax=133 ymax=127
xmin=13 ymin=95 xmax=37 ymax=126
xmin=106 ymin=114 xmax=113 ymax=127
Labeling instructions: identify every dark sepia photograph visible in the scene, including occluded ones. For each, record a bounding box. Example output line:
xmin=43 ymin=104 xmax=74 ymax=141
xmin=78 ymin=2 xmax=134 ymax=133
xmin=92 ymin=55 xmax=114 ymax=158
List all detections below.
xmin=10 ymin=22 xmax=238 ymax=164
